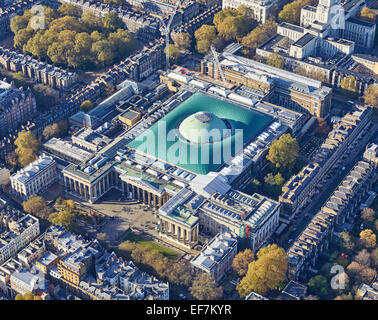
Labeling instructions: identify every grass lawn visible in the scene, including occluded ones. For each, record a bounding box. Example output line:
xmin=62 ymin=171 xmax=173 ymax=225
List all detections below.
xmin=123 ymin=232 xmax=179 ymax=259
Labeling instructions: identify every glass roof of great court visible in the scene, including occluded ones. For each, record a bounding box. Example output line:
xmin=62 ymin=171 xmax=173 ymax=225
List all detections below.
xmin=128 ymin=93 xmax=273 ymax=174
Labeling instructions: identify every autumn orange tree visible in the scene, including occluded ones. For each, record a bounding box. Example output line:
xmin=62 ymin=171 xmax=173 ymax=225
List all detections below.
xmin=237 ymin=244 xmax=288 ymax=297
xmin=232 ymin=248 xmax=255 ymax=277
xmin=14 ymin=130 xmax=40 ymax=167
xmin=15 ymin=292 xmax=43 ymax=300
xmin=189 ymin=273 xmax=223 ymax=300
xmin=361 ymin=208 xmax=375 ymax=223
xmin=266 ymin=133 xmax=299 ymax=172
xmin=22 ymin=195 xmax=49 ymax=219
xmin=363 ymin=85 xmax=378 ymax=109
xmin=360 ymin=229 xmax=377 ymax=248
xmin=316 ymin=118 xmax=331 ymax=136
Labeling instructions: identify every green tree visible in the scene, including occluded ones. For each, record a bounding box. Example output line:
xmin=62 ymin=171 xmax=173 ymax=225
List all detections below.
xmin=107 ymin=29 xmax=136 ymax=59
xmin=15 ymin=291 xmax=43 ymax=300
xmin=241 ymin=19 xmax=277 ymax=56
xmin=189 ymin=273 xmax=223 ymax=300
xmin=48 ymin=16 xmax=85 ymax=34
xmin=14 ymin=130 xmax=40 ymax=167
xmin=339 ymin=232 xmax=355 ymax=251
xmin=10 ymin=12 xmax=32 ymax=33
xmin=81 ymin=11 xmax=104 ymax=30
xmin=172 ymin=32 xmax=192 ymax=52
xmin=213 ymin=7 xmax=255 ymax=41
xmin=232 ymin=248 xmax=255 ymax=277
xmin=102 ymin=12 xmax=124 ymax=31
xmin=71 ymin=32 xmax=94 ymax=69
xmin=104 ymin=0 xmax=126 ymax=4
xmin=58 ymin=3 xmax=83 ymax=18
xmin=278 ymin=0 xmax=317 ymax=24
xmin=237 ymin=244 xmax=287 ymax=297
xmin=13 ymin=28 xmax=34 ymax=49
xmin=266 ymin=133 xmax=299 ymax=172
xmin=266 ymin=52 xmax=284 ymax=69
xmin=43 ymin=123 xmax=60 ymax=141
xmin=22 ymin=195 xmax=49 ymax=219
xmin=91 ymin=40 xmax=115 ymax=67
xmin=363 ymin=84 xmax=378 ymax=119
xmin=363 ymin=84 xmax=378 ymax=107
xmin=278 ymin=1 xmax=301 ymax=24
xmin=48 ymin=209 xmax=75 ymax=230
xmin=264 ymin=172 xmax=285 ymax=196
xmin=11 ymin=8 xmax=133 ymax=69
xmin=165 ymin=44 xmax=181 ymax=65
xmin=195 ymin=25 xmax=218 ymax=54
xmin=308 ymin=275 xmax=329 ymax=296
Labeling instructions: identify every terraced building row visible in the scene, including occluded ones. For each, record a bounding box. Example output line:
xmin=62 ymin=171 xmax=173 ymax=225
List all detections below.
xmin=287 ymin=144 xmax=378 ymax=280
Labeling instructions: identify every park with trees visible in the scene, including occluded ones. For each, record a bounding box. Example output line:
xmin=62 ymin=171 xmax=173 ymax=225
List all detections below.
xmin=11 ymin=4 xmax=136 ymax=70
xmin=117 ymin=236 xmax=223 ymax=299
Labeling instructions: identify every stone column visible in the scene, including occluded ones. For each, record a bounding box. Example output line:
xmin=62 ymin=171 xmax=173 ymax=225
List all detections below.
xmin=102 ymin=177 xmax=106 ymax=195
xmin=132 ymin=184 xmax=135 ymax=200
xmin=126 ymin=183 xmax=130 ymax=199
xmin=154 ymin=195 xmax=158 ymax=209
xmin=177 ymin=226 xmax=181 ymax=239
xmin=89 ymin=186 xmax=93 ymax=203
xmin=74 ymin=180 xmax=78 ymax=194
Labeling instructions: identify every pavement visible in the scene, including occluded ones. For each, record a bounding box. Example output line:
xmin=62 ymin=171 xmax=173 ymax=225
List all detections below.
xmin=63 ymin=188 xmax=190 ymax=257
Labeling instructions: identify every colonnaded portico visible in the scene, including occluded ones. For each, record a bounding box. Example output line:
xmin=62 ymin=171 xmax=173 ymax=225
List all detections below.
xmin=119 ymin=175 xmax=172 ymax=209
xmin=64 ymin=170 xmax=117 ymax=203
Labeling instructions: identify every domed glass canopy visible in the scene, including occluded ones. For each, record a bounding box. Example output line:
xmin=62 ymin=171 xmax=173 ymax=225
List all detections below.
xmin=178 ymin=111 xmax=230 ymax=144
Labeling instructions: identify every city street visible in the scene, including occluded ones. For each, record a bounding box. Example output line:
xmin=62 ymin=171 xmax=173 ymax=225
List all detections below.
xmin=284 ymin=122 xmax=378 ymax=249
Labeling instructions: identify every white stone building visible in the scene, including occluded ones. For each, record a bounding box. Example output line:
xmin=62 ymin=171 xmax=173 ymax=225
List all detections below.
xmin=191 ymin=232 xmax=238 ymax=282
xmin=222 ymin=0 xmax=279 ymax=23
xmin=258 ymin=0 xmax=376 ymax=63
xmin=10 ymin=270 xmax=40 ymax=295
xmin=0 ymin=214 xmax=40 ymax=264
xmin=10 ymin=154 xmax=57 ymax=200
